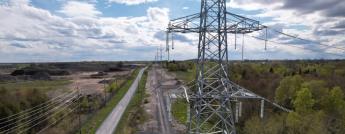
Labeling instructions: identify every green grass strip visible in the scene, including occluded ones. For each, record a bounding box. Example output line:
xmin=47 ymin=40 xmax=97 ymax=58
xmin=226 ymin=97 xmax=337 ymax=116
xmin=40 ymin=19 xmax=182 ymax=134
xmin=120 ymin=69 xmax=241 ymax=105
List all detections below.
xmin=172 ymin=99 xmax=188 ymax=124
xmin=114 ymin=70 xmax=149 ymax=134
xmin=79 ymin=68 xmax=140 ymax=134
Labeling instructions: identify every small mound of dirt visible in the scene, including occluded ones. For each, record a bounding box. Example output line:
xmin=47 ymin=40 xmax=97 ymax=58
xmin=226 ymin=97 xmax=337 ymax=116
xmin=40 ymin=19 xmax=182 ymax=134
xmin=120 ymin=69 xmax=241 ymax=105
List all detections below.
xmin=106 ymin=67 xmax=126 ymax=72
xmin=11 ymin=66 xmax=70 ymax=76
xmin=90 ymin=72 xmax=108 ymax=78
xmin=99 ymin=79 xmax=111 ymax=84
xmin=31 ymin=72 xmax=51 ymax=80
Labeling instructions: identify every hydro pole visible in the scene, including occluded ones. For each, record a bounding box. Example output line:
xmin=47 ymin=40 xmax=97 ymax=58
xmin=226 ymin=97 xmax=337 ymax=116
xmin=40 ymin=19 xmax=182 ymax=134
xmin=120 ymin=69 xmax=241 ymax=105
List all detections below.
xmin=167 ymin=0 xmax=289 ymax=134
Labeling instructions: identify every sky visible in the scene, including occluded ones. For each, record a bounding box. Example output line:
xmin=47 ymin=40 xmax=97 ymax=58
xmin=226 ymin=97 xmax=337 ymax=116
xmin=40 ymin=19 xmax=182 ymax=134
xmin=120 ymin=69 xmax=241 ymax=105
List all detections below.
xmin=0 ymin=0 xmax=344 ymax=62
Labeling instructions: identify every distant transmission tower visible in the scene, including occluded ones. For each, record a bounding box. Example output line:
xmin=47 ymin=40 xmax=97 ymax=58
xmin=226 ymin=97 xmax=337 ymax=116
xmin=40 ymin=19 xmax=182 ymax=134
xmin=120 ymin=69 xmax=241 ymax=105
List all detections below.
xmin=167 ymin=0 xmax=289 ymax=134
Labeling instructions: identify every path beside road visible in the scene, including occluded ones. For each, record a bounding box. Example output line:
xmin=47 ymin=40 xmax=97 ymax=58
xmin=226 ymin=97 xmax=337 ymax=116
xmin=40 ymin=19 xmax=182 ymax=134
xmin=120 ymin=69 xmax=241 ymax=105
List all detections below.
xmin=96 ymin=67 xmax=147 ymax=134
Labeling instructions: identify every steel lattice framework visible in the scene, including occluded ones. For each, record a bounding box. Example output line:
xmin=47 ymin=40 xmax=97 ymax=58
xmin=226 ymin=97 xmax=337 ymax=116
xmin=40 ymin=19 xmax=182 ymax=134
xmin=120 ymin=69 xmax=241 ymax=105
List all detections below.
xmin=167 ymin=0 xmax=290 ymax=134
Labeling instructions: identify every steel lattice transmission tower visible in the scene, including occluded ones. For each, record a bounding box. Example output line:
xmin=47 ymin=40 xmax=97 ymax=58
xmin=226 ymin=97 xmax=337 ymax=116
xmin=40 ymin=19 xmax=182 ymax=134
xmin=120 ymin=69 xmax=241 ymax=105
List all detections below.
xmin=167 ymin=0 xmax=290 ymax=134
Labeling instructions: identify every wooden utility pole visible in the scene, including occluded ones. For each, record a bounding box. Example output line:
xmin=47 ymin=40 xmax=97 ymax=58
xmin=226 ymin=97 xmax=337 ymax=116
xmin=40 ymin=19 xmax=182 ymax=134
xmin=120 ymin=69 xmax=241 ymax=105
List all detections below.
xmin=78 ymin=87 xmax=81 ymax=134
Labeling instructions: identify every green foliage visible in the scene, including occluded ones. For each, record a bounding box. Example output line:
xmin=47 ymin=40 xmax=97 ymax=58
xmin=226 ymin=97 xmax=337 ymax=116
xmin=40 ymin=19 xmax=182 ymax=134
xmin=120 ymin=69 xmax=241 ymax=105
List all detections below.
xmin=171 ymin=99 xmax=188 ymax=124
xmin=167 ymin=62 xmax=196 ymax=82
xmin=334 ymin=69 xmax=345 ymax=76
xmin=0 ymin=80 xmax=71 ymax=93
xmin=284 ymin=85 xmax=342 ymax=134
xmin=80 ymin=96 xmax=90 ymax=112
xmin=286 ymin=111 xmax=328 ymax=134
xmin=302 ymin=80 xmax=328 ymax=102
xmin=244 ymin=114 xmax=286 ymax=134
xmin=286 ymin=87 xmax=321 ymax=134
xmin=272 ymin=64 xmax=288 ymax=76
xmin=317 ymin=64 xmax=334 ymax=77
xmin=321 ymin=87 xmax=345 ymax=113
xmin=0 ymin=88 xmax=49 ymax=133
xmin=275 ymin=75 xmax=303 ymax=106
xmin=167 ymin=61 xmax=194 ymax=72
xmin=319 ymin=87 xmax=345 ymax=134
xmin=293 ymin=88 xmax=315 ymax=114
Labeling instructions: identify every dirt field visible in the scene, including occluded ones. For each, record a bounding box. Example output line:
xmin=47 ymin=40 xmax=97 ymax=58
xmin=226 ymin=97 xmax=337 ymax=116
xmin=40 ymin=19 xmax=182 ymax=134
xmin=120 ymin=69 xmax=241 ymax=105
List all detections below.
xmin=64 ymin=71 xmax=132 ymax=95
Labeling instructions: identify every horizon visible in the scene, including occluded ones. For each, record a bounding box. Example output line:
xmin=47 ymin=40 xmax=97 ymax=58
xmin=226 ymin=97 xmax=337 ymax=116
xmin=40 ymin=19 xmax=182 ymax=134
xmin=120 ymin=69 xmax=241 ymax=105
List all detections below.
xmin=1 ymin=58 xmax=345 ymax=64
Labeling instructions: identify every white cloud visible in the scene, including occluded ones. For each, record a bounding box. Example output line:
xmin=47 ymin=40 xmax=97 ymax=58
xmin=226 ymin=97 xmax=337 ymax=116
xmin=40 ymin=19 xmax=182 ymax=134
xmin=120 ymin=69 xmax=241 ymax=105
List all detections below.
xmin=1 ymin=0 xmax=343 ymax=62
xmin=108 ymin=0 xmax=158 ymax=5
xmin=147 ymin=7 xmax=169 ymax=28
xmin=225 ymin=0 xmax=345 ymax=59
xmin=0 ymin=0 xmax=180 ymax=62
xmin=59 ymin=1 xmax=101 ymax=17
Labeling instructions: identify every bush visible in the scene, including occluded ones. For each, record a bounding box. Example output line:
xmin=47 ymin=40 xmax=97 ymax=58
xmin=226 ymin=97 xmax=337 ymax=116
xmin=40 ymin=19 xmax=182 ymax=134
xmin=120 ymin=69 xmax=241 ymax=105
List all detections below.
xmin=167 ymin=61 xmax=194 ymax=72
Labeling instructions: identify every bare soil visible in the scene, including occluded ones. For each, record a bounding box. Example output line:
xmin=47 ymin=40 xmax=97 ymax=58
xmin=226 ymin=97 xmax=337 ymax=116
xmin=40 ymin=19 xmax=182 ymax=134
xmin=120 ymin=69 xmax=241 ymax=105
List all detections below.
xmin=139 ymin=66 xmax=186 ymax=134
xmin=65 ymin=71 xmax=131 ymax=95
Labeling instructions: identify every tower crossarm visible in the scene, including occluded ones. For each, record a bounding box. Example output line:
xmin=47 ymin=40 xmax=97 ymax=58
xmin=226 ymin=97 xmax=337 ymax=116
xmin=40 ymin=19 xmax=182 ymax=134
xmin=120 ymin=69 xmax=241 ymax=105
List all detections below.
xmin=167 ymin=12 xmax=266 ymax=34
xmin=226 ymin=12 xmax=266 ymax=34
xmin=167 ymin=13 xmax=201 ymax=33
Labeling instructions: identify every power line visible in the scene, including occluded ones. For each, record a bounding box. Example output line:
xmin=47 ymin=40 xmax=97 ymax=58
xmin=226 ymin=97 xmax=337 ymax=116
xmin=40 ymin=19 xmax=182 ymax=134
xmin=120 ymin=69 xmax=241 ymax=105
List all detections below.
xmin=36 ymin=106 xmax=78 ymax=134
xmin=247 ymin=34 xmax=345 ymax=58
xmin=0 ymin=91 xmax=76 ymax=122
xmin=264 ymin=26 xmax=345 ymax=52
xmin=0 ymin=95 xmax=79 ymax=134
xmin=0 ymin=91 xmax=77 ymax=128
xmin=17 ymin=100 xmax=80 ymax=134
xmin=0 ymin=95 xmax=78 ymax=133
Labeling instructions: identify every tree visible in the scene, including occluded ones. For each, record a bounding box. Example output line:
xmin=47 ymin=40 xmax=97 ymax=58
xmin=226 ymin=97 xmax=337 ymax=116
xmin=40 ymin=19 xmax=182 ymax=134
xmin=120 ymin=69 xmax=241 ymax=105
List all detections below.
xmin=302 ymin=80 xmax=328 ymax=104
xmin=321 ymin=87 xmax=345 ymax=114
xmin=286 ymin=88 xmax=328 ymax=134
xmin=293 ymin=88 xmax=315 ymax=114
xmin=320 ymin=87 xmax=345 ymax=134
xmin=243 ymin=116 xmax=265 ymax=134
xmin=244 ymin=114 xmax=287 ymax=134
xmin=275 ymin=75 xmax=303 ymax=107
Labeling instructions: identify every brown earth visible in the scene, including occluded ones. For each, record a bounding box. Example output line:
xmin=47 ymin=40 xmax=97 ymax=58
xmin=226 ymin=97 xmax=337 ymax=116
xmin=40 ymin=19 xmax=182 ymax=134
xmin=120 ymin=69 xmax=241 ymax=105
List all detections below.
xmin=139 ymin=65 xmax=186 ymax=134
xmin=64 ymin=70 xmax=132 ymax=95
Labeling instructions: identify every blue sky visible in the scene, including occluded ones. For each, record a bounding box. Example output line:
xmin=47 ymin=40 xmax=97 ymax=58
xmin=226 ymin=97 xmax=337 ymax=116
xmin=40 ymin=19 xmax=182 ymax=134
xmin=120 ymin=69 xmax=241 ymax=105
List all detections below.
xmin=0 ymin=0 xmax=344 ymax=62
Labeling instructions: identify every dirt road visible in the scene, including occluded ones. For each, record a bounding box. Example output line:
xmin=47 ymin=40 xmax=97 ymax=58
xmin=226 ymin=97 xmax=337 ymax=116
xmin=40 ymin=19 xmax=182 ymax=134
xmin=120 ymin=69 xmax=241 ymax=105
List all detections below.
xmin=95 ymin=67 xmax=147 ymax=134
xmin=139 ymin=65 xmax=179 ymax=134
xmin=153 ymin=66 xmax=172 ymax=134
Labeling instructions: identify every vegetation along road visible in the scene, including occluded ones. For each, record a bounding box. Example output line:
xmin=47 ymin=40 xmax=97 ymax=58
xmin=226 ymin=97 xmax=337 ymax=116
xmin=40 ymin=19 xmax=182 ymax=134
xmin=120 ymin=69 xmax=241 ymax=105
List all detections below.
xmin=96 ymin=67 xmax=147 ymax=134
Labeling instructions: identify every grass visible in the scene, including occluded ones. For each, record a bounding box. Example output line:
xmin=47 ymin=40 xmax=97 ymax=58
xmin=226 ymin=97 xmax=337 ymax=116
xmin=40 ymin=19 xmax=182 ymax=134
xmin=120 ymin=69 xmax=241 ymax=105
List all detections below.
xmin=114 ymin=69 xmax=149 ymax=134
xmin=0 ymin=80 xmax=71 ymax=92
xmin=173 ymin=68 xmax=196 ymax=83
xmin=107 ymin=79 xmax=127 ymax=93
xmin=171 ymin=99 xmax=218 ymax=132
xmin=171 ymin=99 xmax=188 ymax=124
xmin=79 ymin=68 xmax=140 ymax=134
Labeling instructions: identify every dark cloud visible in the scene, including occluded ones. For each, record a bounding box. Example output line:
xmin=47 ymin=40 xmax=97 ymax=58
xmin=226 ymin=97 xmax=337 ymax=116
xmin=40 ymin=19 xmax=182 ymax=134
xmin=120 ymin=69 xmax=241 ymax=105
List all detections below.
xmin=11 ymin=42 xmax=31 ymax=48
xmin=232 ymin=0 xmax=280 ymax=5
xmin=333 ymin=21 xmax=345 ymax=29
xmin=313 ymin=28 xmax=345 ymax=36
xmin=281 ymin=0 xmax=345 ymax=17
xmin=153 ymin=31 xmax=166 ymax=40
xmin=154 ymin=31 xmax=191 ymax=43
xmin=282 ymin=38 xmax=312 ymax=45
xmin=173 ymin=33 xmax=191 ymax=42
